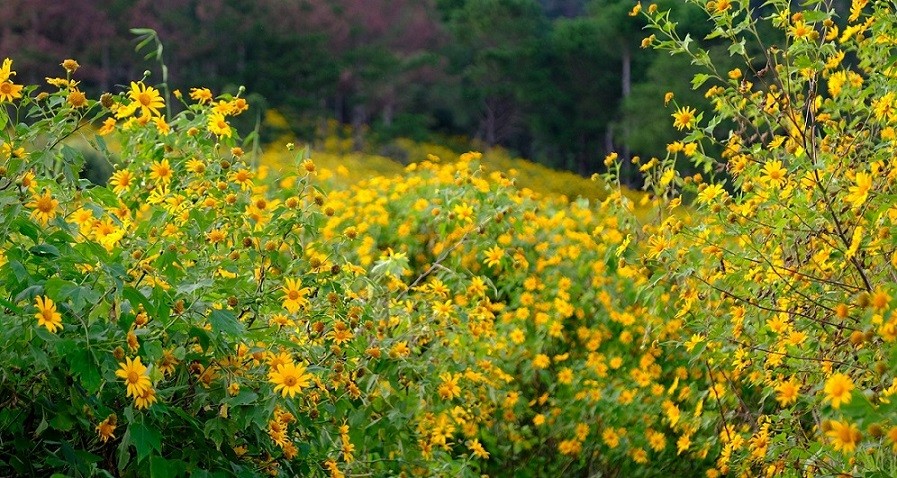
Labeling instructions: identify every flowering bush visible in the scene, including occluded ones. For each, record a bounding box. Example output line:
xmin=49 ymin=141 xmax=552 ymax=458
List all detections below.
xmin=621 ymin=0 xmax=897 ymax=475
xmin=4 ymin=0 xmax=894 ymax=475
xmin=0 ymin=56 xmax=699 ymax=477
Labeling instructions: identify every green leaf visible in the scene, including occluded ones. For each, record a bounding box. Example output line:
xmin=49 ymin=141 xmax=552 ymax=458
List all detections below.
xmin=209 ymin=309 xmax=244 ymax=336
xmin=29 ymin=243 xmax=60 ymax=259
xmin=143 ymin=341 xmax=164 ymax=363
xmin=123 ymin=287 xmax=154 ymax=317
xmin=86 ymin=187 xmax=121 ymax=208
xmin=68 ymin=349 xmax=102 ymax=393
xmin=691 ymin=73 xmax=711 ymax=90
xmin=130 ymin=422 xmax=162 ymax=462
xmin=801 ymin=9 xmax=829 ymax=22
xmin=12 ymin=217 xmax=40 ymax=241
xmin=150 ymin=456 xmax=176 ymax=478
xmin=190 ymin=326 xmax=210 ymax=351
xmin=49 ymin=413 xmax=74 ymax=431
xmin=728 ymin=39 xmax=746 ymax=57
xmin=225 ymin=391 xmax=258 ymax=407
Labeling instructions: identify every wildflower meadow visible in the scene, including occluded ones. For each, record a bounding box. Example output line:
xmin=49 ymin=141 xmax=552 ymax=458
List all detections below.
xmin=2 ymin=0 xmax=897 ymax=476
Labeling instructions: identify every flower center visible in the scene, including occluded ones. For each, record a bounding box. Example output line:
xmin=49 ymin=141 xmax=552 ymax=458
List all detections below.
xmin=283 ymin=375 xmax=297 ymax=387
xmin=0 ymin=83 xmax=10 ymax=94
xmin=128 ymin=371 xmax=139 ymax=383
xmin=37 ymin=196 xmax=54 ymax=213
xmin=288 ymin=290 xmax=300 ymax=300
xmin=138 ymin=92 xmax=153 ymax=107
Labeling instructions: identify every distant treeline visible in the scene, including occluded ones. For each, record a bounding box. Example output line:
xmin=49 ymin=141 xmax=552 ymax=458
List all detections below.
xmin=0 ymin=0 xmax=809 ymax=176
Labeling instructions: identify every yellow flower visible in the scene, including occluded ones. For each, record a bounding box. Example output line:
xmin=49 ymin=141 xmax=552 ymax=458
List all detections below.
xmin=96 ymin=414 xmax=116 ymax=443
xmin=697 ymin=183 xmax=726 ymax=204
xmin=761 ymin=160 xmax=787 ymax=187
xmin=282 ymin=278 xmax=310 ymax=313
xmin=438 ymin=373 xmax=462 ymax=400
xmin=230 ymin=97 xmax=249 ymax=115
xmin=0 ymin=58 xmax=14 ymax=83
xmin=826 ymin=420 xmax=861 ymax=452
xmin=268 ymin=361 xmax=313 ymax=398
xmin=229 ymin=168 xmax=254 ymax=190
xmin=61 ymin=59 xmax=80 ymax=73
xmin=148 ymin=159 xmax=173 ymax=186
xmin=677 ymin=433 xmax=691 ymax=455
xmin=134 ymin=387 xmax=157 ymax=409
xmin=189 ymin=87 xmax=213 ymax=104
xmin=208 ymin=113 xmax=232 ymax=137
xmin=128 ymin=81 xmax=164 ymax=117
xmin=98 ymin=118 xmax=116 ymax=136
xmin=27 ymin=190 xmax=59 ymax=225
xmin=34 ymin=296 xmax=63 ymax=333
xmin=484 ymin=245 xmax=503 ymax=268
xmin=672 ymin=106 xmax=697 ymax=130
xmin=558 ymin=367 xmax=574 ymax=384
xmin=390 ymin=341 xmax=411 ymax=358
xmin=67 ymin=89 xmax=87 ymax=108
xmin=774 ymin=377 xmax=800 ymax=407
xmin=824 ymin=373 xmax=854 ymax=408
xmin=0 ymin=80 xmax=23 ymax=102
xmin=109 ymin=169 xmax=135 ymax=195
xmin=115 ymin=356 xmax=152 ymax=398
xmin=158 ymin=349 xmax=178 ymax=376
xmin=846 ymin=171 xmax=872 ymax=208
xmin=207 ymin=228 xmax=227 ymax=244
xmin=453 ymin=202 xmax=474 ymax=222
xmin=467 ymin=439 xmax=489 ymax=459
xmin=154 ymin=116 xmax=170 ymax=135
xmin=788 ymin=21 xmax=813 ymax=40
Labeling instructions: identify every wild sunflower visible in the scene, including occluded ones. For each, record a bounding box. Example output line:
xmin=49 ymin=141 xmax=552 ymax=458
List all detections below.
xmin=128 ymin=81 xmax=164 ymax=117
xmin=67 ymin=89 xmax=87 ymax=108
xmin=208 ymin=113 xmax=232 ymax=137
xmin=0 ymin=58 xmax=14 ymax=83
xmin=483 ymin=246 xmax=503 ymax=268
xmin=27 ymin=190 xmax=59 ymax=225
xmin=134 ymin=387 xmax=157 ymax=410
xmin=268 ymin=361 xmax=313 ymax=398
xmin=34 ymin=295 xmax=63 ymax=333
xmin=149 ymin=159 xmax=173 ymax=185
xmin=826 ymin=420 xmax=861 ymax=452
xmin=0 ymin=81 xmax=23 ymax=103
xmin=108 ymin=169 xmax=135 ymax=195
xmin=189 ymin=87 xmax=213 ymax=104
xmin=115 ymin=356 xmax=152 ymax=398
xmin=671 ymin=106 xmax=697 ymax=131
xmin=282 ymin=278 xmax=310 ymax=313
xmin=824 ymin=373 xmax=854 ymax=408
xmin=95 ymin=414 xmax=116 ymax=443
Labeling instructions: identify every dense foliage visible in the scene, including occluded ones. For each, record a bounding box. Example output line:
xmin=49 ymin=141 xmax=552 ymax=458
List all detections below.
xmin=2 ymin=0 xmax=897 ymax=476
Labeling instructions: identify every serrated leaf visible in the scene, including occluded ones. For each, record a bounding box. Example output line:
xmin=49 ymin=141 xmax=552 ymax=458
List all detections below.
xmin=691 ymin=73 xmax=711 ymax=90
xmin=68 ymin=349 xmax=102 ymax=393
xmin=225 ymin=391 xmax=258 ymax=407
xmin=801 ymin=10 xmax=829 ymax=22
xmin=130 ymin=422 xmax=162 ymax=462
xmin=209 ymin=309 xmax=244 ymax=336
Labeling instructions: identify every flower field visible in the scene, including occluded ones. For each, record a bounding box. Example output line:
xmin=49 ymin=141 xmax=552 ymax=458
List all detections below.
xmin=3 ymin=0 xmax=897 ymax=476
